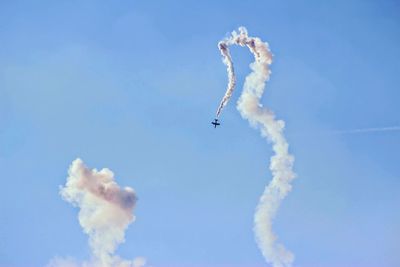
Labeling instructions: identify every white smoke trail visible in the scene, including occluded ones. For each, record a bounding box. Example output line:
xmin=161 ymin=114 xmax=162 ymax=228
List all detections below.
xmin=216 ymin=41 xmax=236 ymax=117
xmin=47 ymin=158 xmax=145 ymax=267
xmin=216 ymin=27 xmax=296 ymax=267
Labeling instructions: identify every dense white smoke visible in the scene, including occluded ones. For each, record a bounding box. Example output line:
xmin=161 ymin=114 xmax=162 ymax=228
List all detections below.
xmin=216 ymin=27 xmax=296 ymax=267
xmin=48 ymin=158 xmax=145 ymax=267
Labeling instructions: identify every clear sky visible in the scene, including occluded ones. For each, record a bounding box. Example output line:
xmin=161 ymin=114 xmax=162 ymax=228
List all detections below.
xmin=1 ymin=1 xmax=399 ymax=267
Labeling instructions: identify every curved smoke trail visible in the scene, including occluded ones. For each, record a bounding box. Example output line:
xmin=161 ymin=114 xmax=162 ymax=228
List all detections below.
xmin=216 ymin=41 xmax=236 ymax=117
xmin=216 ymin=27 xmax=296 ymax=267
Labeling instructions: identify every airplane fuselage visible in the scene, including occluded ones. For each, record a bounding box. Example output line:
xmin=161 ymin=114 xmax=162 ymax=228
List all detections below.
xmin=211 ymin=119 xmax=220 ymax=128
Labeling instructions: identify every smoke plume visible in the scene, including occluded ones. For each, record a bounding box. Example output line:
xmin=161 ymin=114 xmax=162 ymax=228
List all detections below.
xmin=48 ymin=158 xmax=145 ymax=267
xmin=216 ymin=27 xmax=296 ymax=267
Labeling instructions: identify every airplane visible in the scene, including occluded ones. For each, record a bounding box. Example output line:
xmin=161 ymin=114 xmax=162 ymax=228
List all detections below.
xmin=211 ymin=119 xmax=220 ymax=128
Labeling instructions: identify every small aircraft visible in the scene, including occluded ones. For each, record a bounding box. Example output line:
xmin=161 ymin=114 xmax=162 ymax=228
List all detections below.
xmin=211 ymin=119 xmax=220 ymax=128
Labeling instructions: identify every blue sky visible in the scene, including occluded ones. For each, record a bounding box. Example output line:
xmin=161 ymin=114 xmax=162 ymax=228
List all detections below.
xmin=1 ymin=0 xmax=399 ymax=266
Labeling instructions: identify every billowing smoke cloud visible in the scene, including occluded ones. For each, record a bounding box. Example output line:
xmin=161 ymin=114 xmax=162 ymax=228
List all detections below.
xmin=216 ymin=27 xmax=296 ymax=267
xmin=48 ymin=158 xmax=145 ymax=267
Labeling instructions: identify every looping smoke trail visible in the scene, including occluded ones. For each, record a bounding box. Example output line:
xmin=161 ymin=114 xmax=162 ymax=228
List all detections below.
xmin=48 ymin=158 xmax=146 ymax=267
xmin=217 ymin=27 xmax=296 ymax=267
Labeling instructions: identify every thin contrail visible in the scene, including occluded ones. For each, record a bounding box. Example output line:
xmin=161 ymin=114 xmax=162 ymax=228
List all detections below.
xmin=216 ymin=27 xmax=296 ymax=267
xmin=289 ymin=126 xmax=400 ymax=137
xmin=331 ymin=126 xmax=400 ymax=134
